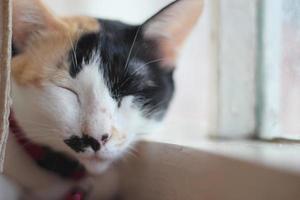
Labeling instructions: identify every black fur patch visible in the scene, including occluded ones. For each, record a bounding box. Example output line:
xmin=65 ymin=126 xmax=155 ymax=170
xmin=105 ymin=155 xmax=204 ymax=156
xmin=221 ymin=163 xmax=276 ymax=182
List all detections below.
xmin=68 ymin=19 xmax=174 ymax=119
xmin=64 ymin=135 xmax=101 ymax=153
xmin=36 ymin=146 xmax=85 ymax=179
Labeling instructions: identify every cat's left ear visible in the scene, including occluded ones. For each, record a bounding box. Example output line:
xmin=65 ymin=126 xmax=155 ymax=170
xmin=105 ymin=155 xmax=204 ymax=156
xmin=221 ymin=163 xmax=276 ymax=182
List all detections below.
xmin=142 ymin=0 xmax=203 ymax=69
xmin=12 ymin=0 xmax=62 ymax=51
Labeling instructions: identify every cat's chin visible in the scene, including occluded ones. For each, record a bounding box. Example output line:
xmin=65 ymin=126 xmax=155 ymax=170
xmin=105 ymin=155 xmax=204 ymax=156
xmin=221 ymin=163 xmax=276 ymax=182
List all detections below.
xmin=79 ymin=157 xmax=112 ymax=175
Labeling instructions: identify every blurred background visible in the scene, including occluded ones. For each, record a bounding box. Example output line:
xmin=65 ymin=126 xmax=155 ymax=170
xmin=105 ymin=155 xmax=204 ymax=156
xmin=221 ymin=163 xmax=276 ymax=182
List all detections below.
xmin=43 ymin=0 xmax=300 ymax=146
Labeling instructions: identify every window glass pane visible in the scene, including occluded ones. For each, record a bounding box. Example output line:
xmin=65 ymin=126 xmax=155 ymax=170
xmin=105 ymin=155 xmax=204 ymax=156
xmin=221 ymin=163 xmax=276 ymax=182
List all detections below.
xmin=281 ymin=0 xmax=300 ymax=137
xmin=259 ymin=0 xmax=300 ymax=139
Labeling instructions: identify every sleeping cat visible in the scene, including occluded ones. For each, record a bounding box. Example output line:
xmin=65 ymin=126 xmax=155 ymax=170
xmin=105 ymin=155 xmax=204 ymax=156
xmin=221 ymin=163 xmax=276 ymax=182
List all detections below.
xmin=2 ymin=0 xmax=202 ymax=199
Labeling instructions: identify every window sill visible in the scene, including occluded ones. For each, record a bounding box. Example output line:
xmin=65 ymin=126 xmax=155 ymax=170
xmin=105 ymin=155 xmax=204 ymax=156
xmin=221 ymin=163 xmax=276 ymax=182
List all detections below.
xmin=143 ymin=135 xmax=300 ymax=175
xmin=119 ymin=141 xmax=300 ymax=200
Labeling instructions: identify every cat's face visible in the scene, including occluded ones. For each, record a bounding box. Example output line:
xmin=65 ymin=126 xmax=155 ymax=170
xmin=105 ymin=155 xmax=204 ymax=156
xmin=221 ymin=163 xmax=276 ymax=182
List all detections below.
xmin=11 ymin=0 xmax=202 ymax=174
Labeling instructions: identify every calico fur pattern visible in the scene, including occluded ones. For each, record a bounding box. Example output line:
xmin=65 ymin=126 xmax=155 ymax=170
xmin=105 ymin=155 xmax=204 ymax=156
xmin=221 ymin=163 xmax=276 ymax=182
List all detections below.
xmin=3 ymin=0 xmax=203 ymax=199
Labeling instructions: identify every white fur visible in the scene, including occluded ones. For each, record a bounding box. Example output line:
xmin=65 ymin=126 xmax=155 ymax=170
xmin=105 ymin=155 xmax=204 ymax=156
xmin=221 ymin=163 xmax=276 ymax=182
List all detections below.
xmin=12 ymin=55 xmax=160 ymax=174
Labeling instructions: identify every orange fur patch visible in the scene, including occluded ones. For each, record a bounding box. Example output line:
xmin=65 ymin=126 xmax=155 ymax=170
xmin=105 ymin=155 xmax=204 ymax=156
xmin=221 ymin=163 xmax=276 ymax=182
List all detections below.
xmin=111 ymin=127 xmax=126 ymax=146
xmin=12 ymin=16 xmax=100 ymax=86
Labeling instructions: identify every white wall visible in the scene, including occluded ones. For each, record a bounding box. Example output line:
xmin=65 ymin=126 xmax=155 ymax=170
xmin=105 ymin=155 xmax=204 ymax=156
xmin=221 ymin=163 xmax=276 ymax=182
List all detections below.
xmin=43 ymin=0 xmax=215 ymax=145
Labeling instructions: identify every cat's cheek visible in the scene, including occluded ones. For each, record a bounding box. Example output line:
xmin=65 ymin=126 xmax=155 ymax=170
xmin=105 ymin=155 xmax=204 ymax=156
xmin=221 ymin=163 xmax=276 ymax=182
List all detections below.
xmin=12 ymin=82 xmax=82 ymax=145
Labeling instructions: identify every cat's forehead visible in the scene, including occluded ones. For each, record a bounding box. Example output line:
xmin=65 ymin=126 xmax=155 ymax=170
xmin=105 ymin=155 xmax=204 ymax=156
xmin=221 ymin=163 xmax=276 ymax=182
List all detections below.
xmin=69 ymin=20 xmax=143 ymax=78
xmin=11 ymin=16 xmax=145 ymax=86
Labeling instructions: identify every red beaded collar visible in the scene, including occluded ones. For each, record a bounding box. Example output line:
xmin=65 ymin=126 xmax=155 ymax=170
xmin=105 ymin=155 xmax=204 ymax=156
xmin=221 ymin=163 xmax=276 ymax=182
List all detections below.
xmin=9 ymin=112 xmax=87 ymax=200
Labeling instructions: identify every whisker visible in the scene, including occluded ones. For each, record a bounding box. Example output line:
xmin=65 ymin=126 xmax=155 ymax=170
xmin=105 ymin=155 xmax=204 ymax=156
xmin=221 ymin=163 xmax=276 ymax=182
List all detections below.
xmin=119 ymin=57 xmax=169 ymax=89
xmin=124 ymin=26 xmax=141 ymax=71
xmin=139 ymin=58 xmax=167 ymax=69
xmin=67 ymin=31 xmax=79 ymax=68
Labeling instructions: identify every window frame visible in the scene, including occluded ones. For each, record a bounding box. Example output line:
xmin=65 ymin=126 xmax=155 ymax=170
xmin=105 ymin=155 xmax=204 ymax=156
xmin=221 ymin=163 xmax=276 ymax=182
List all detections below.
xmin=212 ymin=0 xmax=258 ymax=139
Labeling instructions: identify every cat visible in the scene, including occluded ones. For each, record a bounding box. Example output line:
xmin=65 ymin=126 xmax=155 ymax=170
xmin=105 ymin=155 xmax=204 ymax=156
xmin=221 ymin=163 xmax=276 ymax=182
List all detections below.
xmin=2 ymin=0 xmax=203 ymax=199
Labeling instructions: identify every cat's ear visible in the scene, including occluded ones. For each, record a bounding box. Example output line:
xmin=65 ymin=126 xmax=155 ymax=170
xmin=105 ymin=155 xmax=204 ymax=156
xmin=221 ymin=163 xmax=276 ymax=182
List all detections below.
xmin=12 ymin=0 xmax=61 ymax=50
xmin=142 ymin=0 xmax=203 ymax=69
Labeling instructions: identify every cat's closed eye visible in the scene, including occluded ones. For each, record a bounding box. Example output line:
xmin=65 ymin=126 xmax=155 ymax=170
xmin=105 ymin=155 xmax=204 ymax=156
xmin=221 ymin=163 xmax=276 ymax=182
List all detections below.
xmin=58 ymin=86 xmax=80 ymax=103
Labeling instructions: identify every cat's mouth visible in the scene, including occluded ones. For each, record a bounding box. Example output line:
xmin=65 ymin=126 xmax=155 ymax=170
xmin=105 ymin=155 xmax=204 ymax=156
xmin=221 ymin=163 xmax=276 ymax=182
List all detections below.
xmin=70 ymin=143 xmax=124 ymax=174
xmin=79 ymin=154 xmax=106 ymax=162
xmin=78 ymin=154 xmax=112 ymax=174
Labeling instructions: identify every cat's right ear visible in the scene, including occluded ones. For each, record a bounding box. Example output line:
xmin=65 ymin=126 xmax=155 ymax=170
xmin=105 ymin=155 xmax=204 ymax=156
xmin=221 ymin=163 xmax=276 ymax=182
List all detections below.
xmin=142 ymin=0 xmax=203 ymax=70
xmin=12 ymin=0 xmax=62 ymax=50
